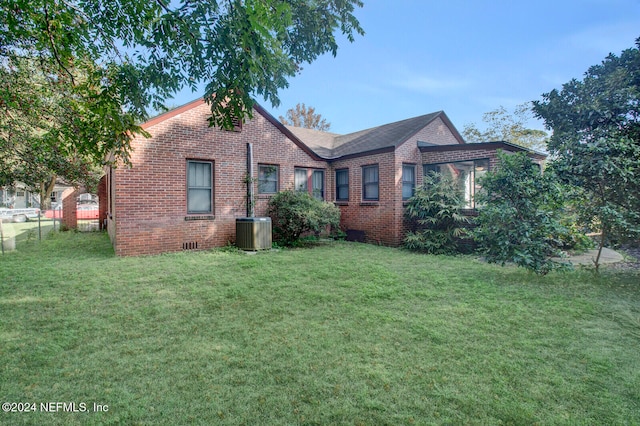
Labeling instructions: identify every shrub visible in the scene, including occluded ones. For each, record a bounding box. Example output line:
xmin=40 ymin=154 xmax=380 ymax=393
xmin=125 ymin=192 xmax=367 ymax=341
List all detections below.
xmin=474 ymin=151 xmax=569 ymax=275
xmin=267 ymin=190 xmax=341 ymax=246
xmin=403 ymin=172 xmax=470 ymax=254
xmin=555 ymin=214 xmax=595 ymax=253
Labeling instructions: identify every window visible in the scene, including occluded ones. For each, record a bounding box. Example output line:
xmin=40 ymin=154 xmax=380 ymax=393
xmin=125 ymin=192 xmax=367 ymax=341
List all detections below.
xmin=362 ymin=165 xmax=379 ymax=201
xmin=258 ymin=164 xmax=278 ymax=194
xmin=335 ymin=169 xmax=349 ymax=201
xmin=295 ymin=168 xmax=325 ymax=200
xmin=311 ymin=170 xmax=324 ymax=200
xmin=424 ymin=159 xmax=489 ymax=209
xmin=402 ymin=164 xmax=416 ymax=200
xmin=187 ymin=160 xmax=213 ymax=214
xmin=294 ymin=168 xmax=308 ymax=193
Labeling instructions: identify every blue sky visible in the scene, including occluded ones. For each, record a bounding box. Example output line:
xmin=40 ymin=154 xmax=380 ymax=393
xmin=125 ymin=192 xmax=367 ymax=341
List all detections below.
xmin=174 ymin=0 xmax=640 ymax=135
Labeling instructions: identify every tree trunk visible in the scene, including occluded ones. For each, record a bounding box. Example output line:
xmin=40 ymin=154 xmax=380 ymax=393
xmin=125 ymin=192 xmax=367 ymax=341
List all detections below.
xmin=38 ymin=175 xmax=57 ymax=211
xmin=593 ymin=229 xmax=606 ymax=272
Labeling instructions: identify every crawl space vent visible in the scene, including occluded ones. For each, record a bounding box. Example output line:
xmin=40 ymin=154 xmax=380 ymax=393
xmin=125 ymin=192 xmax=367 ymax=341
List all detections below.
xmin=182 ymin=241 xmax=198 ymax=250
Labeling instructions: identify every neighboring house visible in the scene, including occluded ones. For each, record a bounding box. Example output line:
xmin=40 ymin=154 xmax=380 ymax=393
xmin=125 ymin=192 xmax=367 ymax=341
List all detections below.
xmin=102 ymin=99 xmax=544 ymax=256
xmin=0 ymin=182 xmax=71 ymax=209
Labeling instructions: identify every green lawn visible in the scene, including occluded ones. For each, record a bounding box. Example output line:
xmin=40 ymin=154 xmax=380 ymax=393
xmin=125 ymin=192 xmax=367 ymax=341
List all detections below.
xmin=1 ymin=232 xmax=639 ymax=425
xmin=0 ymin=218 xmax=58 ymax=249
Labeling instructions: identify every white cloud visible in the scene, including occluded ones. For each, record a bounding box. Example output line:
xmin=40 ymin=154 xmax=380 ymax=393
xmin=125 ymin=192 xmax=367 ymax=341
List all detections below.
xmin=390 ymin=67 xmax=471 ymax=94
xmin=565 ymin=21 xmax=640 ymax=55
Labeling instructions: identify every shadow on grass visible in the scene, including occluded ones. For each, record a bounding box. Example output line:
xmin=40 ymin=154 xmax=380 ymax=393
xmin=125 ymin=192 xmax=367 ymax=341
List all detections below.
xmin=1 ymin=229 xmax=114 ymax=260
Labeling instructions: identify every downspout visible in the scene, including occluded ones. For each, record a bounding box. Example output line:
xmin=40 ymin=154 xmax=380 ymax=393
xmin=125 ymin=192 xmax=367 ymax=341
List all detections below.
xmin=247 ymin=142 xmax=254 ymax=218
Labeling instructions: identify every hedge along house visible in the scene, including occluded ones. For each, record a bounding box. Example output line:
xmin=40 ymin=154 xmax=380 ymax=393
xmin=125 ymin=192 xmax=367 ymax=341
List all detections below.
xmin=103 ymin=99 xmax=544 ymax=256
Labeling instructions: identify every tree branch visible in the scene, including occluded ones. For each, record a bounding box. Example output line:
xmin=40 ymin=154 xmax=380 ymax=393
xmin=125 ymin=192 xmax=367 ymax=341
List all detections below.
xmin=57 ymin=0 xmax=125 ymax=63
xmin=154 ymin=0 xmax=200 ymax=42
xmin=43 ymin=3 xmax=76 ymax=85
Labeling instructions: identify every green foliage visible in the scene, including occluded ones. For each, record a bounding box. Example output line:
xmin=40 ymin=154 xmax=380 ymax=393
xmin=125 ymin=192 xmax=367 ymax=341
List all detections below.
xmin=533 ymin=38 xmax=640 ymax=269
xmin=474 ymin=152 xmax=568 ymax=275
xmin=279 ymin=103 xmax=331 ymax=131
xmin=556 ymin=211 xmax=596 ymax=254
xmin=267 ymin=190 xmax=340 ymax=246
xmin=1 ymin=56 xmax=115 ymax=206
xmin=463 ymin=103 xmax=548 ymax=152
xmin=403 ymin=172 xmax=470 ymax=254
xmin=1 ymin=0 xmax=363 ymax=158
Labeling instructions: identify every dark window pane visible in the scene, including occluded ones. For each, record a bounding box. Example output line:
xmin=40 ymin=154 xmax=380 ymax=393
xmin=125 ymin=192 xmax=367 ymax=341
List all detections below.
xmin=312 ymin=170 xmax=324 ymax=200
xmin=336 ymin=169 xmax=349 ymax=201
xmin=258 ymin=165 xmax=278 ymax=194
xmin=363 ymin=165 xmax=379 ymax=200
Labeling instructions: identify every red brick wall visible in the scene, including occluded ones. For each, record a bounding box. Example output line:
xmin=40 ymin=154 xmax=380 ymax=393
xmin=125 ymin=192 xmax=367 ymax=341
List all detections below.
xmin=422 ymin=149 xmax=501 ymax=171
xmin=108 ymin=105 xmax=477 ymax=255
xmin=98 ymin=176 xmax=107 ymax=231
xmin=109 ymin=102 xmax=326 ymax=256
xmin=61 ymin=188 xmax=77 ymax=230
xmin=329 ymin=117 xmax=463 ymax=247
xmin=331 ymin=151 xmax=397 ymax=246
xmin=412 ymin=116 xmax=463 ymax=148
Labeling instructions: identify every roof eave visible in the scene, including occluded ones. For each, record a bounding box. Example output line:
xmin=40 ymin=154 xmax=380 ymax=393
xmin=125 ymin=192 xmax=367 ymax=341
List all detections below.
xmin=418 ymin=141 xmax=547 ymax=160
xmin=327 ymin=146 xmax=396 ymax=162
xmin=141 ymin=98 xmax=206 ymax=130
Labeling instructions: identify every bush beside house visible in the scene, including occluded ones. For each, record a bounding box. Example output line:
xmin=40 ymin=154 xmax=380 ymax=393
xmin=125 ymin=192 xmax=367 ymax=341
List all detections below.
xmin=268 ymin=190 xmax=340 ymax=246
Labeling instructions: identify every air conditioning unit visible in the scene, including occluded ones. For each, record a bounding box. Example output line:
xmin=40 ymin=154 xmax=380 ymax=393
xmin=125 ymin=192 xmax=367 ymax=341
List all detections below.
xmin=236 ymin=217 xmax=272 ymax=250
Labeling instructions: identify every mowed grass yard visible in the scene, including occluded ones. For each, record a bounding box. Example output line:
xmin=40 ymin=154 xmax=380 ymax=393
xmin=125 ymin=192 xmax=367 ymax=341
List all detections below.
xmin=1 ymin=232 xmax=639 ymax=425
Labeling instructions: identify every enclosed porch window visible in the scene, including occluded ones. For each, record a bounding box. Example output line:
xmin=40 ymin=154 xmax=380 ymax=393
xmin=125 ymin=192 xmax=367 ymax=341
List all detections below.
xmin=423 ymin=159 xmax=489 ymax=209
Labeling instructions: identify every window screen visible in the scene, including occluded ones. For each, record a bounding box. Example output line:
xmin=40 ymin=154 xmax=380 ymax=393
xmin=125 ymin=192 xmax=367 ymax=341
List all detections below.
xmin=187 ymin=161 xmax=212 ymax=214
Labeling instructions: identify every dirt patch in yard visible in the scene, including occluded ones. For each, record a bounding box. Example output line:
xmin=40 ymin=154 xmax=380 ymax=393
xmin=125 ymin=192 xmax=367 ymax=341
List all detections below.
xmin=607 ymin=245 xmax=640 ymax=272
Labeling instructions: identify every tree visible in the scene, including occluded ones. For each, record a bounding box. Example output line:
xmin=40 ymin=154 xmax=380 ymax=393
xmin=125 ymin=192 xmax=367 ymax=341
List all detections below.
xmin=0 ymin=56 xmax=108 ymax=209
xmin=474 ymin=151 xmax=568 ymax=275
xmin=403 ymin=172 xmax=470 ymax=255
xmin=279 ymin=103 xmax=331 ymax=131
xmin=532 ymin=38 xmax=640 ymax=270
xmin=1 ymin=0 xmax=363 ymax=179
xmin=463 ymin=103 xmax=548 ymax=152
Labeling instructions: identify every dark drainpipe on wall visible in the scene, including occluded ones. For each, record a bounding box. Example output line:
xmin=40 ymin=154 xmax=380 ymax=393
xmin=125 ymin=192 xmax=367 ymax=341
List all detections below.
xmin=247 ymin=142 xmax=254 ymax=218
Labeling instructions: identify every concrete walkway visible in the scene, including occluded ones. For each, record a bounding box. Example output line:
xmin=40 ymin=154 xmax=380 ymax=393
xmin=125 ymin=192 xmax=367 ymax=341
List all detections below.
xmin=562 ymin=247 xmax=624 ymax=266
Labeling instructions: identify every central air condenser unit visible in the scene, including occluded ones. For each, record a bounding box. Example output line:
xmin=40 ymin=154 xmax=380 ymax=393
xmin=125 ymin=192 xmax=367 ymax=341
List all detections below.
xmin=235 ymin=217 xmax=272 ymax=250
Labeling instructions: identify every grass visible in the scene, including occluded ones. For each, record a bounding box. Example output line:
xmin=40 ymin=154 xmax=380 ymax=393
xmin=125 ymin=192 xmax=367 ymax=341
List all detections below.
xmin=0 ymin=218 xmax=58 ymax=248
xmin=0 ymin=217 xmax=98 ymax=251
xmin=1 ymin=232 xmax=639 ymax=425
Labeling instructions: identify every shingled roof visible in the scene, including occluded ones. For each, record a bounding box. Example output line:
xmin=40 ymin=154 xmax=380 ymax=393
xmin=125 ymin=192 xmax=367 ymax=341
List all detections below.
xmin=286 ymin=111 xmax=464 ymax=160
xmin=144 ymin=99 xmax=465 ymax=161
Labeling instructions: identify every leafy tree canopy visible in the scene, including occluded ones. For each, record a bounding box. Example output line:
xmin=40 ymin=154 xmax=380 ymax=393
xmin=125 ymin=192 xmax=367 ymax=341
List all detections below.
xmin=0 ymin=56 xmax=107 ymax=207
xmin=1 ymin=0 xmax=363 ymax=180
xmin=532 ymin=37 xmax=640 ymax=264
xmin=279 ymin=103 xmax=331 ymax=131
xmin=463 ymin=103 xmax=548 ymax=152
xmin=474 ymin=151 xmax=568 ymax=275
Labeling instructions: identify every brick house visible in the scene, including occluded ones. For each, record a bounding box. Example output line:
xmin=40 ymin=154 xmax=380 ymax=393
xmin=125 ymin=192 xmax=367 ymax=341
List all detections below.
xmin=103 ymin=99 xmax=544 ymax=256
